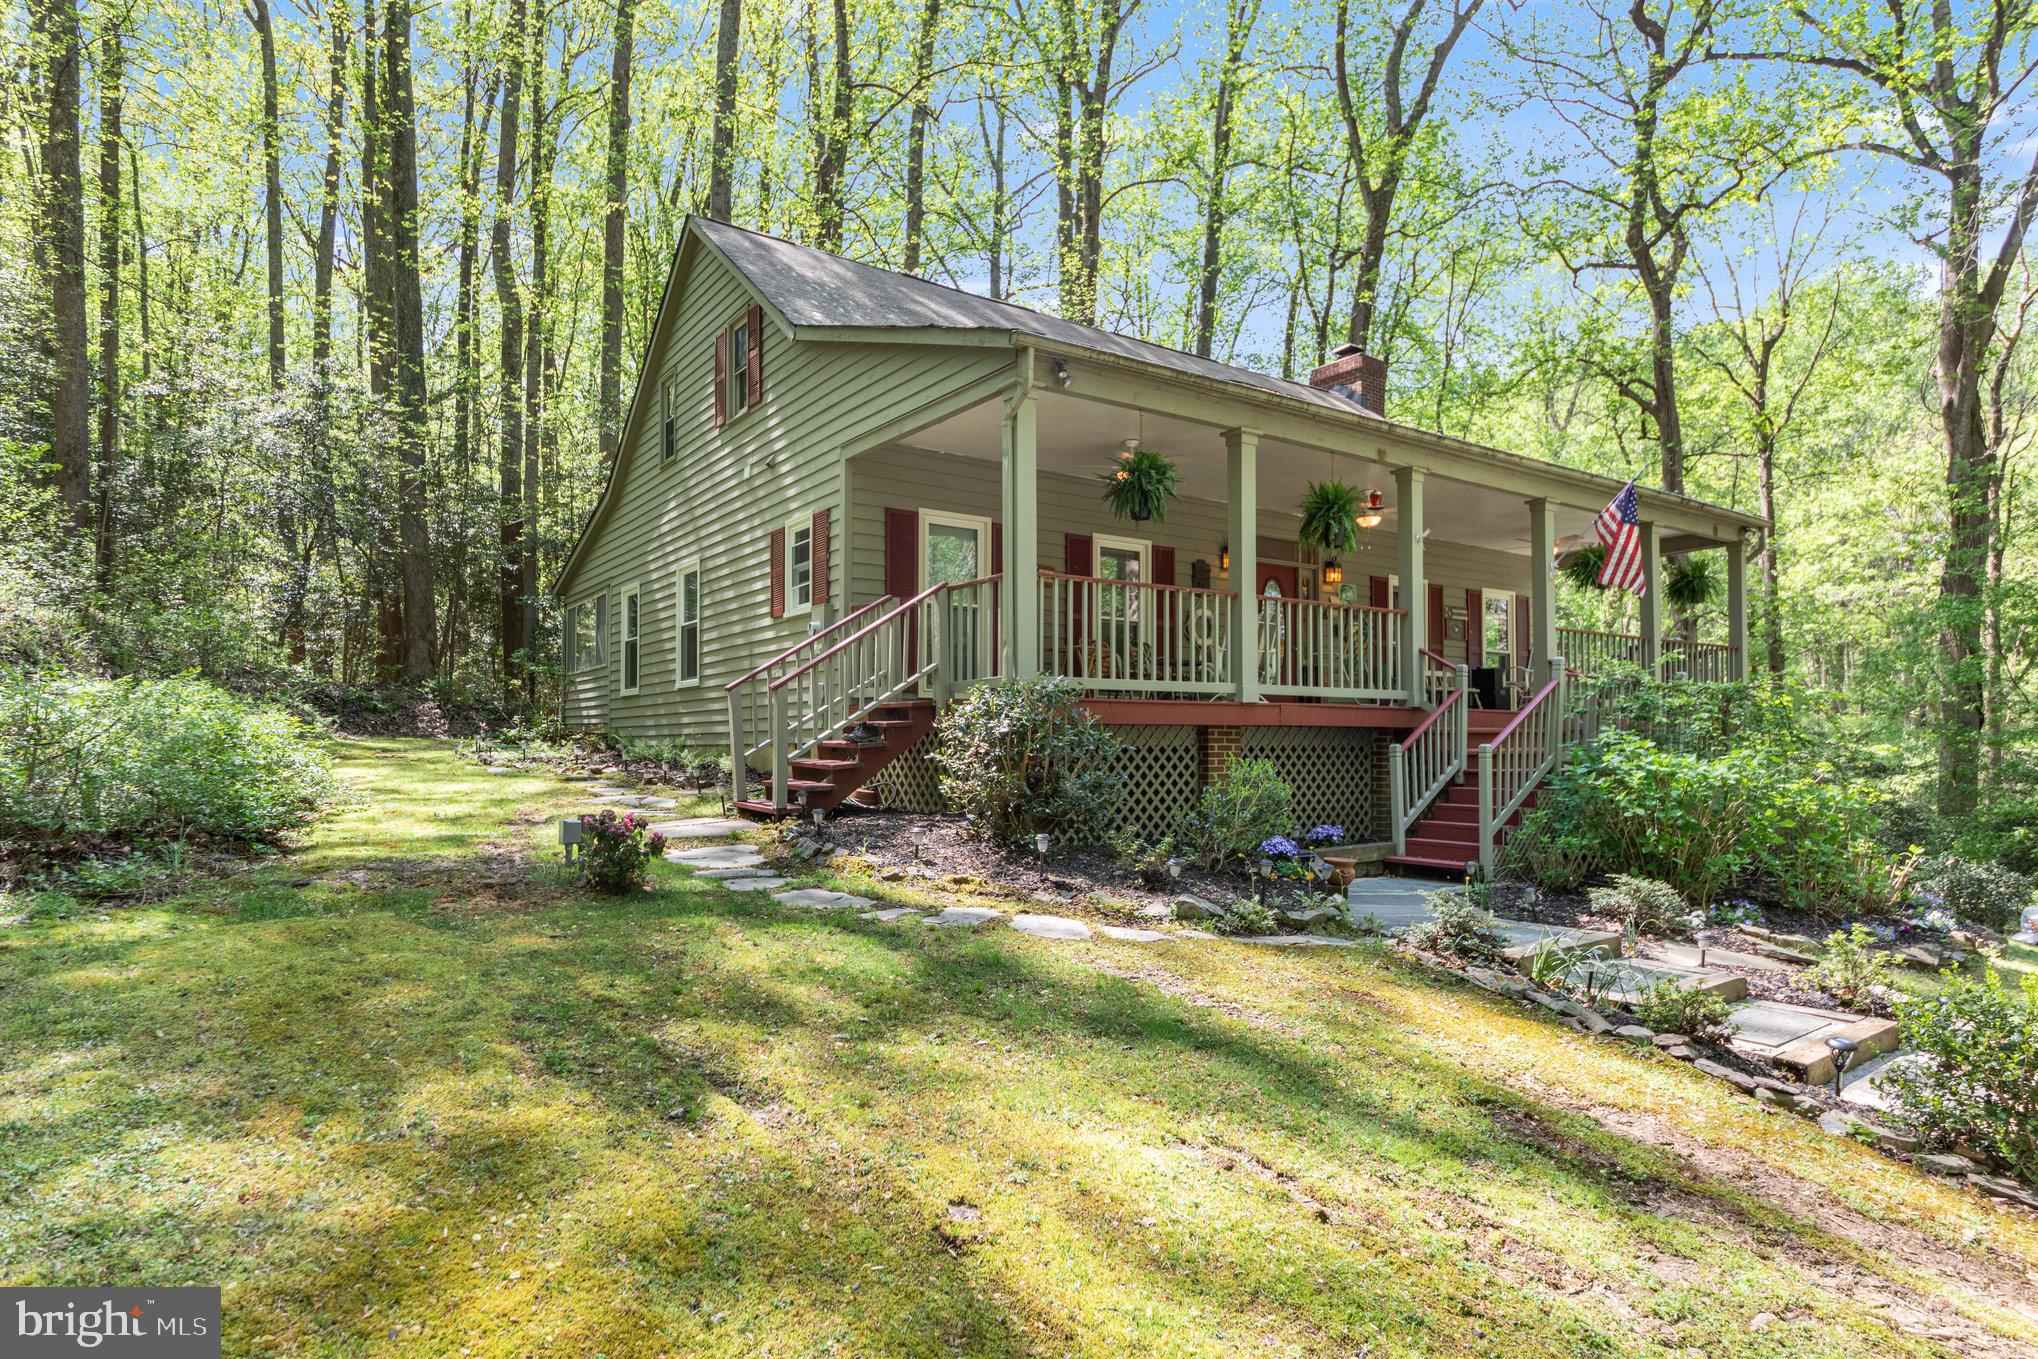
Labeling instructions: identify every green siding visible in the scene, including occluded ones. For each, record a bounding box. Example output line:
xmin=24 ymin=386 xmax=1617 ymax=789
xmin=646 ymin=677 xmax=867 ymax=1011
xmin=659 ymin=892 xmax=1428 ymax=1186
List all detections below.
xmin=559 ymin=239 xmax=1016 ymax=744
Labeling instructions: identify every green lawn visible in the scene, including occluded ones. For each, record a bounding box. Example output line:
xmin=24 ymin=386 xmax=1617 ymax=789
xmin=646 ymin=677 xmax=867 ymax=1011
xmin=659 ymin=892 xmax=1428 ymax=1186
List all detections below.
xmin=4 ymin=738 xmax=2036 ymax=1358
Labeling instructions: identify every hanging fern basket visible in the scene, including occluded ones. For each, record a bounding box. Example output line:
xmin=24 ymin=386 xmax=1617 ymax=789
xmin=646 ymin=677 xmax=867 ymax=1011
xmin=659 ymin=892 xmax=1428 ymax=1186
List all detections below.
xmin=1297 ymin=480 xmax=1363 ymax=556
xmin=1099 ymin=447 xmax=1181 ymax=523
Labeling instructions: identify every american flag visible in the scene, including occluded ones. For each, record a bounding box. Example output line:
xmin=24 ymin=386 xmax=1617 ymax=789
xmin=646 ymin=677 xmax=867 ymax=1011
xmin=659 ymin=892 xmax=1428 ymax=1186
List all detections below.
xmin=1594 ymin=479 xmax=1647 ymax=595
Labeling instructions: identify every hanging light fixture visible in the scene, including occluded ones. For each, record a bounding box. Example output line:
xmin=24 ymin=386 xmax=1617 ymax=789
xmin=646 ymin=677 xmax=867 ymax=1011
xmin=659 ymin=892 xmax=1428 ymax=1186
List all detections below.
xmin=1355 ymin=489 xmax=1385 ymax=530
xmin=1219 ymin=539 xmax=1230 ymax=572
xmin=1322 ymin=558 xmax=1344 ymax=587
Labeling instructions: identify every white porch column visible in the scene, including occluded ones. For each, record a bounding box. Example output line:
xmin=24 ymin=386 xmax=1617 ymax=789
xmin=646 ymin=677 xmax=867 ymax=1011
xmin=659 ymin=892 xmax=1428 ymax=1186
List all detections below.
xmin=1726 ymin=534 xmax=1750 ymax=682
xmin=1638 ymin=520 xmax=1663 ymax=675
xmin=1397 ymin=465 xmax=1426 ymax=704
xmin=1225 ymin=427 xmax=1260 ymax=701
xmin=1001 ymin=389 xmax=1040 ymax=678
xmin=1527 ymin=497 xmax=1558 ymax=678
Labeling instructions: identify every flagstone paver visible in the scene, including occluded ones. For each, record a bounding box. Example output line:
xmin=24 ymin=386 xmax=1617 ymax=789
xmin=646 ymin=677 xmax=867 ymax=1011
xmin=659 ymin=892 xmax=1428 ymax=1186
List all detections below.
xmin=926 ymin=906 xmax=1003 ymax=928
xmin=1010 ymin=913 xmax=1093 ymax=941
xmin=1726 ymin=998 xmax=1901 ymax=1085
xmin=723 ymin=876 xmax=792 ymax=892
xmin=774 ymin=888 xmax=875 ymax=910
xmin=862 ymin=907 xmax=923 ymax=923
xmin=1098 ymin=925 xmax=1171 ymax=943
xmin=694 ymin=866 xmax=777 ymax=879
xmin=1240 ymin=933 xmax=1359 ymax=948
xmin=1563 ymin=955 xmax=1748 ymax=1004
xmin=666 ymin=844 xmax=765 ymax=869
xmin=648 ymin=817 xmax=753 ymax=839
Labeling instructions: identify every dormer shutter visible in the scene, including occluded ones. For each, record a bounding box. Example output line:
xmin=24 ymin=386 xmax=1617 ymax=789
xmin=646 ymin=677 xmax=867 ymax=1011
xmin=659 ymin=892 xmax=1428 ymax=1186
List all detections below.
xmin=746 ymin=303 xmax=765 ymax=401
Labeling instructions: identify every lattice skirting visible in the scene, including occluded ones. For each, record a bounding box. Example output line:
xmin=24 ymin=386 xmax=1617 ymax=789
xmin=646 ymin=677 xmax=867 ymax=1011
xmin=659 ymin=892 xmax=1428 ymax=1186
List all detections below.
xmin=1102 ymin=725 xmax=1202 ymax=842
xmin=1240 ymin=726 xmax=1385 ymax=842
xmin=863 ymin=730 xmax=946 ymax=813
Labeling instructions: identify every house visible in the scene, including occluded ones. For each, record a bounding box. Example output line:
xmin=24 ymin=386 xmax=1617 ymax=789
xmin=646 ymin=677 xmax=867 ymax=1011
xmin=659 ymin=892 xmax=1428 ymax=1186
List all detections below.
xmin=553 ymin=217 xmax=1764 ymax=872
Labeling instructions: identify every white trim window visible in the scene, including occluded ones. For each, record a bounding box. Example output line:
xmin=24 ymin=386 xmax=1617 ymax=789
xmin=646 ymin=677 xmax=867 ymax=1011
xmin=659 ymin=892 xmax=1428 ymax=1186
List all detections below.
xmin=567 ymin=594 xmax=608 ymax=673
xmin=728 ymin=315 xmax=753 ymax=416
xmin=1094 ymin=533 xmax=1150 ymax=625
xmin=917 ymin=510 xmax=992 ymax=591
xmin=783 ymin=517 xmax=814 ymax=615
xmin=620 ymin=583 xmax=642 ymax=694
xmin=675 ymin=559 xmax=702 ymax=686
xmin=661 ymin=374 xmax=680 ymax=462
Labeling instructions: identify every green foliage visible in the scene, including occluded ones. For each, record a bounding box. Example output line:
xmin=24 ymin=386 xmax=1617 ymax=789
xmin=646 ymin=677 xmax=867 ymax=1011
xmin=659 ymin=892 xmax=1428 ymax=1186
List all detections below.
xmin=1914 ymin=854 xmax=2035 ymax=930
xmin=934 ymin=676 xmax=1124 ymax=847
xmin=1215 ymin=896 xmax=1280 ymax=936
xmin=1629 ymin=983 xmax=1733 ymax=1043
xmin=1097 ymin=447 xmax=1180 ymax=523
xmin=1404 ymin=891 xmax=1505 ymax=964
xmin=575 ymin=809 xmax=668 ymax=895
xmin=1296 ymin=479 xmax=1363 ymax=555
xmin=1510 ymin=730 xmax=1891 ymax=911
xmin=1889 ymin=971 xmax=2038 ymax=1182
xmin=0 ymin=670 xmax=336 ymax=848
xmin=1177 ymin=756 xmax=1293 ymax=869
xmin=1110 ymin=831 xmax=1180 ymax=888
xmin=1806 ymin=924 xmax=1894 ymax=1007
xmin=1586 ymin=873 xmax=1687 ymax=936
xmin=1570 ymin=670 xmax=1817 ymax=759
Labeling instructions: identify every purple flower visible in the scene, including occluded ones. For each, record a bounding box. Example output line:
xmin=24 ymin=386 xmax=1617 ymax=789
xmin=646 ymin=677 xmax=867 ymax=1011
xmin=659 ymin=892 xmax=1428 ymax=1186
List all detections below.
xmin=1304 ymin=825 xmax=1345 ymax=845
xmin=1258 ymin=835 xmax=1300 ymax=860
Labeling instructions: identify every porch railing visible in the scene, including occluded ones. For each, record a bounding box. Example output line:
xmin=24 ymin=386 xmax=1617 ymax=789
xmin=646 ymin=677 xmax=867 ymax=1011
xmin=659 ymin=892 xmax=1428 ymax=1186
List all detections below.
xmin=1038 ymin=570 xmax=1234 ymax=695
xmin=1662 ymin=638 xmax=1739 ymax=683
xmin=1389 ymin=663 xmax=1470 ymax=854
xmin=1421 ymin=647 xmax=1458 ymax=706
xmin=1558 ymin=626 xmax=1646 ymax=677
xmin=726 ymin=595 xmax=894 ymax=803
xmin=1474 ymin=655 xmax=1568 ymax=872
xmin=929 ymin=574 xmax=1006 ymax=702
xmin=1258 ymin=598 xmax=1404 ymax=701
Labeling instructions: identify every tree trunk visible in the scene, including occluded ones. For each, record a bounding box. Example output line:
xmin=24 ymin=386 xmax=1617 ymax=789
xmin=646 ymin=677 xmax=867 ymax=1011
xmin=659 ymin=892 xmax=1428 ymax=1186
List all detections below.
xmin=707 ymin=0 xmax=741 ymax=220
xmin=381 ymin=0 xmax=437 ymax=680
xmin=491 ymin=0 xmax=528 ymax=692
xmin=980 ymin=94 xmax=1005 ymax=299
xmin=94 ymin=27 xmax=121 ymax=583
xmin=523 ymin=42 xmax=560 ymax=703
xmin=811 ymin=0 xmax=852 ymax=250
xmin=249 ymin=0 xmax=285 ymax=388
xmin=30 ymin=0 xmax=90 ymax=530
xmin=1756 ymin=430 xmax=1784 ymax=674
xmin=1192 ymin=0 xmax=1255 ymax=357
xmin=312 ymin=0 xmax=347 ymax=383
xmin=902 ymin=0 xmax=940 ymax=273
xmin=599 ymin=0 xmax=637 ymax=462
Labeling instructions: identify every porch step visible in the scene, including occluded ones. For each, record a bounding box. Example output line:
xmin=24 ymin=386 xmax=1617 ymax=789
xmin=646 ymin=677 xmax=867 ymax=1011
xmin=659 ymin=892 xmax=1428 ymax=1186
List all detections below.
xmin=742 ymin=699 xmax=938 ymax=817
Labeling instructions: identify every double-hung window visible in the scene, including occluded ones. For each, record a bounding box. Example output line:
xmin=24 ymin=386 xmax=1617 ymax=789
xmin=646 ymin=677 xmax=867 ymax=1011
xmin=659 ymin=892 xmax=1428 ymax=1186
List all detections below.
xmin=783 ymin=517 xmax=813 ymax=615
xmin=675 ymin=560 xmax=702 ymax=685
xmin=661 ymin=375 xmax=680 ymax=462
xmin=727 ymin=316 xmax=752 ymax=416
xmin=567 ymin=595 xmax=608 ymax=673
xmin=620 ymin=583 xmax=642 ymax=694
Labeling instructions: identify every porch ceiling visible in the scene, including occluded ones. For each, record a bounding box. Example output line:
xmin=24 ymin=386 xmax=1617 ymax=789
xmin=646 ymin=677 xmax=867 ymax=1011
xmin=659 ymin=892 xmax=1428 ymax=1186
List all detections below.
xmin=892 ymin=391 xmax=1610 ymax=556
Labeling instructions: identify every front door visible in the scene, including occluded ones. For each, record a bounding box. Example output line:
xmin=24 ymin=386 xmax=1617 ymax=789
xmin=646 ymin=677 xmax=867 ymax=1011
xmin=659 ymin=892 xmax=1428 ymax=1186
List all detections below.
xmin=921 ymin=512 xmax=991 ymax=683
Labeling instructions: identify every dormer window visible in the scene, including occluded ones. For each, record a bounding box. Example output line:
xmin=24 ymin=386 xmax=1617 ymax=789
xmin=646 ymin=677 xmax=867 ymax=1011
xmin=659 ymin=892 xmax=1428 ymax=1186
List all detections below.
xmin=713 ymin=303 xmax=764 ymax=427
xmin=728 ymin=317 xmax=752 ymax=415
xmin=661 ymin=375 xmax=679 ymax=462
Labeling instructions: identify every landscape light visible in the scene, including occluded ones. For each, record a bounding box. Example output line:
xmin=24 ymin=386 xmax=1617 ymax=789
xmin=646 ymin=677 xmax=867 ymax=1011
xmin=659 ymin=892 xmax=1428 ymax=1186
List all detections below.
xmin=1824 ymin=1036 xmax=1859 ymax=1097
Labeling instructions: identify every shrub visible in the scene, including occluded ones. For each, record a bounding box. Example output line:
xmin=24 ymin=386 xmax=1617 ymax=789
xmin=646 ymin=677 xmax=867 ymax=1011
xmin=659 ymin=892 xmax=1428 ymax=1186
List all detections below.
xmin=1510 ymin=730 xmax=1890 ymax=912
xmin=1587 ymin=873 xmax=1686 ymax=937
xmin=1806 ymin=924 xmax=1894 ymax=1008
xmin=1178 ymin=757 xmax=1293 ymax=869
xmin=576 ymin=810 xmax=668 ymax=894
xmin=1215 ymin=896 xmax=1280 ymax=936
xmin=1629 ymin=982 xmax=1734 ymax=1042
xmin=1404 ymin=891 xmax=1505 ymax=964
xmin=934 ymin=676 xmax=1123 ymax=847
xmin=0 ymin=670 xmax=336 ymax=848
xmin=1110 ymin=831 xmax=1180 ymax=888
xmin=1888 ymin=971 xmax=2038 ymax=1181
xmin=1913 ymin=854 xmax=2034 ymax=931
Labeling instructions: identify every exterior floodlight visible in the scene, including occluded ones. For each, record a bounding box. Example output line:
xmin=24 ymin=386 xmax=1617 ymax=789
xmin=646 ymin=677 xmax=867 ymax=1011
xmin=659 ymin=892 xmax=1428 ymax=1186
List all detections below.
xmin=1824 ymin=1035 xmax=1860 ymax=1097
xmin=1052 ymin=358 xmax=1073 ymax=389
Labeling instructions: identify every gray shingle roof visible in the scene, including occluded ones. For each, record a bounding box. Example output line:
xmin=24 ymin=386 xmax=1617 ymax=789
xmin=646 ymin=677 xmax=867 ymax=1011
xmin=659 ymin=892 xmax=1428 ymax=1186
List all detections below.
xmin=693 ymin=217 xmax=1381 ymax=420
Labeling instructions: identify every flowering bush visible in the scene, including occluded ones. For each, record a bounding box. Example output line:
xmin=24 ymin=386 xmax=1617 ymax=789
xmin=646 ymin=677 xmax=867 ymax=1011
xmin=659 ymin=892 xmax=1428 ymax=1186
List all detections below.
xmin=1258 ymin=835 xmax=1300 ymax=860
xmin=577 ymin=810 xmax=668 ymax=895
xmin=1177 ymin=757 xmax=1293 ymax=869
xmin=1889 ymin=971 xmax=2038 ymax=1181
xmin=935 ymin=676 xmax=1124 ymax=847
xmin=1709 ymin=898 xmax=1763 ymax=928
xmin=1913 ymin=854 xmax=2035 ymax=931
xmin=1304 ymin=824 xmax=1345 ymax=846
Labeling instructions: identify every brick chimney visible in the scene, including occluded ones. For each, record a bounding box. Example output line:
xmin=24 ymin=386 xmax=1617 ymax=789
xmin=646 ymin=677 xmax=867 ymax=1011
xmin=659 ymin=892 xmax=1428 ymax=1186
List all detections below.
xmin=1308 ymin=342 xmax=1386 ymax=415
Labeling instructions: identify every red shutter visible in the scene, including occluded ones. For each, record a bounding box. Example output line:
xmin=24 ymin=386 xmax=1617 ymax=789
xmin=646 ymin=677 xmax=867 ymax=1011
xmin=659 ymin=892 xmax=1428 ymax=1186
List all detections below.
xmin=884 ymin=508 xmax=918 ymax=599
xmin=768 ymin=527 xmax=786 ymax=618
xmin=990 ymin=522 xmax=1003 ymax=574
xmin=1427 ymin=583 xmax=1445 ymax=654
xmin=712 ymin=330 xmax=728 ymax=427
xmin=1152 ymin=545 xmax=1175 ymax=585
xmin=1064 ymin=533 xmax=1093 ymax=576
xmin=1369 ymin=575 xmax=1390 ymax=609
xmin=746 ymin=302 xmax=764 ymax=401
xmin=810 ymin=508 xmax=830 ymax=611
xmin=1466 ymin=588 xmax=1484 ymax=667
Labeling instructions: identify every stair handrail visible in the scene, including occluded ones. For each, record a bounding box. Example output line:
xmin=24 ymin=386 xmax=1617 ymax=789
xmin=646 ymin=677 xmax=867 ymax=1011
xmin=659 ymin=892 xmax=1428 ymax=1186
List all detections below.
xmin=726 ymin=595 xmax=894 ymax=803
xmin=1420 ymin=647 xmax=1458 ymax=707
xmin=1388 ymin=663 xmax=1470 ymax=855
xmin=759 ymin=581 xmax=949 ymax=810
xmin=1474 ymin=653 xmax=1569 ymax=874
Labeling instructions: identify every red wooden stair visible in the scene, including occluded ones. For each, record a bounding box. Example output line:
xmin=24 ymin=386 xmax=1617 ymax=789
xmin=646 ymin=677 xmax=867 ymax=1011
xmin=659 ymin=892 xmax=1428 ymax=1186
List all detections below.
xmin=734 ymin=699 xmax=936 ymax=818
xmin=1386 ymin=707 xmax=1537 ymax=874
